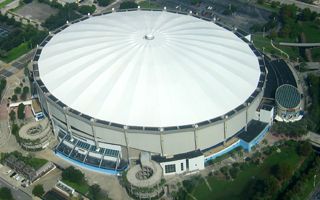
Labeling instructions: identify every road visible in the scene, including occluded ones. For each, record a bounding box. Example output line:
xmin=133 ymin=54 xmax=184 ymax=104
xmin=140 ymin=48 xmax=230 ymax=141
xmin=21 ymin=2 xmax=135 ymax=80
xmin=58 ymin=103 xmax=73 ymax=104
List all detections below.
xmin=273 ymin=0 xmax=320 ymax=13
xmin=0 ymin=177 xmax=32 ymax=200
xmin=279 ymin=42 xmax=320 ymax=47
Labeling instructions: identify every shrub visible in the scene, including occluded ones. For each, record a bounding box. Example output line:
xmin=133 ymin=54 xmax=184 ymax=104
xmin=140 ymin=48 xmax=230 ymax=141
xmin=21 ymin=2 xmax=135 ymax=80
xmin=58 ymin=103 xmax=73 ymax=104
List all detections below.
xmin=297 ymin=142 xmax=312 ymax=156
xmin=229 ymin=167 xmax=239 ymax=179
xmin=62 ymin=166 xmax=85 ymax=184
xmin=11 ymin=95 xmax=17 ymax=102
xmin=271 ymin=163 xmax=292 ymax=181
xmin=79 ymin=5 xmax=96 ymax=14
xmin=119 ymin=1 xmax=138 ymax=9
xmin=11 ymin=123 xmax=19 ymax=136
xmin=32 ymin=184 xmax=45 ymax=197
xmin=97 ymin=0 xmax=110 ymax=6
xmin=14 ymin=87 xmax=21 ymax=94
xmin=0 ymin=187 xmax=13 ymax=200
xmin=22 ymin=86 xmax=29 ymax=94
xmin=9 ymin=110 xmax=15 ymax=121
xmin=17 ymin=103 xmax=25 ymax=119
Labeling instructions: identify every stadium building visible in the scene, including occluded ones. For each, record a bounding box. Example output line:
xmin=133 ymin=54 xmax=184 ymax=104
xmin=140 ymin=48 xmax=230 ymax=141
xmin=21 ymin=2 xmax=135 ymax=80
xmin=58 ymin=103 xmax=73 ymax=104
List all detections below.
xmin=32 ymin=9 xmax=273 ymax=175
xmin=275 ymin=84 xmax=302 ymax=122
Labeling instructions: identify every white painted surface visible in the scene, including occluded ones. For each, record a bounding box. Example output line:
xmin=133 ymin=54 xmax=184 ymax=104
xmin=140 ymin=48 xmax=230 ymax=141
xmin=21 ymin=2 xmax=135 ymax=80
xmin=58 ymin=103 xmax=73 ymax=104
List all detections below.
xmin=38 ymin=11 xmax=260 ymax=127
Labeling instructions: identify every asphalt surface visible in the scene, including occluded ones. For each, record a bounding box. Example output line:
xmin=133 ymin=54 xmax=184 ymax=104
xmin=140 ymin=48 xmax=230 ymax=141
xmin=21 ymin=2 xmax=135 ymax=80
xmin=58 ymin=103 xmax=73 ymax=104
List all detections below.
xmin=263 ymin=57 xmax=297 ymax=99
xmin=0 ymin=177 xmax=32 ymax=200
xmin=153 ymin=0 xmax=272 ymax=32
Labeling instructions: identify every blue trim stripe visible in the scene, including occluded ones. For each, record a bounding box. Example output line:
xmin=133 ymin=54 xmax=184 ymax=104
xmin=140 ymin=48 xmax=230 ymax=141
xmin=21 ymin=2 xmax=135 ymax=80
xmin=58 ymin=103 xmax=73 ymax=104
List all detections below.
xmin=55 ymin=152 xmax=126 ymax=175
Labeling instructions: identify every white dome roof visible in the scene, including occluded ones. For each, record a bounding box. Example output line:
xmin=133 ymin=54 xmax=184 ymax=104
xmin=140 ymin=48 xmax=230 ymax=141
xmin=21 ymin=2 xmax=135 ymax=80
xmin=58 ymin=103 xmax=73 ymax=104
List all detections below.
xmin=38 ymin=10 xmax=260 ymax=127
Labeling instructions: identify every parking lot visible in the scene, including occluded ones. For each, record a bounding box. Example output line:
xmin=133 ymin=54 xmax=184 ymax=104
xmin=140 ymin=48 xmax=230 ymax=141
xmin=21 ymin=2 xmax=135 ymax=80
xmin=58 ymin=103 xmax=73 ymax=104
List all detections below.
xmin=153 ymin=0 xmax=272 ymax=32
xmin=14 ymin=1 xmax=58 ymax=23
xmin=0 ymin=165 xmax=32 ymax=200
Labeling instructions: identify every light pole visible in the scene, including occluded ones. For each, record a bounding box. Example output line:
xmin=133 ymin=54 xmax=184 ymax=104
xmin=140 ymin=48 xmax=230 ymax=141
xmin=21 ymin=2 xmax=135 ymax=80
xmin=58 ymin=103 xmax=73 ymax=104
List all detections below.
xmin=314 ymin=174 xmax=317 ymax=188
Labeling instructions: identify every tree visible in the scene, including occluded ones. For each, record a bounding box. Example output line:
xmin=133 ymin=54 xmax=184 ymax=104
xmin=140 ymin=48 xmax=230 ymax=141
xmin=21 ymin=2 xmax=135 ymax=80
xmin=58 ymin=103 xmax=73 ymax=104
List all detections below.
xmin=97 ymin=0 xmax=110 ymax=6
xmin=11 ymin=123 xmax=19 ymax=136
xmin=0 ymin=187 xmax=13 ymax=200
xmin=20 ymin=86 xmax=29 ymax=101
xmin=9 ymin=110 xmax=16 ymax=121
xmin=17 ymin=103 xmax=25 ymax=119
xmin=89 ymin=184 xmax=101 ymax=200
xmin=43 ymin=4 xmax=81 ymax=30
xmin=14 ymin=87 xmax=21 ymax=94
xmin=297 ymin=142 xmax=312 ymax=156
xmin=229 ymin=167 xmax=239 ymax=179
xmin=32 ymin=184 xmax=45 ymax=197
xmin=271 ymin=163 xmax=292 ymax=181
xmin=250 ymin=176 xmax=278 ymax=199
xmin=119 ymin=1 xmax=138 ymax=9
xmin=0 ymin=79 xmax=6 ymax=97
xmin=62 ymin=166 xmax=85 ymax=184
xmin=22 ymin=86 xmax=29 ymax=94
xmin=23 ymin=0 xmax=33 ymax=3
xmin=24 ymin=67 xmax=29 ymax=77
xmin=79 ymin=5 xmax=96 ymax=14
xmin=191 ymin=0 xmax=201 ymax=6
xmin=299 ymin=8 xmax=317 ymax=21
xmin=11 ymin=94 xmax=17 ymax=102
xmin=271 ymin=1 xmax=279 ymax=8
xmin=263 ymin=176 xmax=279 ymax=196
xmin=257 ymin=0 xmax=265 ymax=5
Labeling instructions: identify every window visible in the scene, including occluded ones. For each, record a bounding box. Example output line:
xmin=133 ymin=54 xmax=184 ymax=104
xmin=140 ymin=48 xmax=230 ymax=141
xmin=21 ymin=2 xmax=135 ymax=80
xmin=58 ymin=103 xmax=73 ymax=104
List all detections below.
xmin=181 ymin=163 xmax=184 ymax=171
xmin=186 ymin=159 xmax=189 ymax=170
xmin=165 ymin=164 xmax=176 ymax=173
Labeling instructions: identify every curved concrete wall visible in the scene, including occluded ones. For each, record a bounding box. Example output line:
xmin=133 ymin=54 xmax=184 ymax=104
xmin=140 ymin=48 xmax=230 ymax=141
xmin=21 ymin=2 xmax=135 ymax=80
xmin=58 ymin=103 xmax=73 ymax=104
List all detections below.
xmin=37 ymin=82 xmax=262 ymax=156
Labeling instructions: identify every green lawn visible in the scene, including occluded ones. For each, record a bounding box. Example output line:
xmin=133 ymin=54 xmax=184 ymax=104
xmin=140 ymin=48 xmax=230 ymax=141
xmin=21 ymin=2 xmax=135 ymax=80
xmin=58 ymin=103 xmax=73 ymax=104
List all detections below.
xmin=252 ymin=34 xmax=275 ymax=54
xmin=1 ymin=42 xmax=30 ymax=63
xmin=300 ymin=22 xmax=320 ymax=43
xmin=299 ymin=22 xmax=320 ymax=61
xmin=252 ymin=33 xmax=300 ymax=60
xmin=254 ymin=2 xmax=279 ymax=13
xmin=0 ymin=0 xmax=14 ymax=9
xmin=62 ymin=179 xmax=89 ymax=195
xmin=190 ymin=144 xmax=303 ymax=200
xmin=253 ymin=21 xmax=320 ymax=61
xmin=138 ymin=1 xmax=161 ymax=9
xmin=26 ymin=157 xmax=48 ymax=170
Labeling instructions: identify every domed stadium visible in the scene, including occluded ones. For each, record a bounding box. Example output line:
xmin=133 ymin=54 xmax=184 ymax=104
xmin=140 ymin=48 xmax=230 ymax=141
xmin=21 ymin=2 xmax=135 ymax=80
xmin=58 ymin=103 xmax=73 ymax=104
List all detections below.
xmin=32 ymin=9 xmax=267 ymax=175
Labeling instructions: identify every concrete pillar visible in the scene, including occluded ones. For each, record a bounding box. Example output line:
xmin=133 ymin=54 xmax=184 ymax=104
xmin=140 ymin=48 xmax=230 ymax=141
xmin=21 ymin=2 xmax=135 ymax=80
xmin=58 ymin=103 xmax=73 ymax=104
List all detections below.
xmin=90 ymin=118 xmax=99 ymax=150
xmin=245 ymin=102 xmax=250 ymax=131
xmin=123 ymin=126 xmax=130 ymax=164
xmin=45 ymin=96 xmax=58 ymax=137
xmin=63 ymin=107 xmax=73 ymax=141
xmin=159 ymin=128 xmax=164 ymax=156
xmin=193 ymin=124 xmax=198 ymax=150
xmin=223 ymin=115 xmax=228 ymax=145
